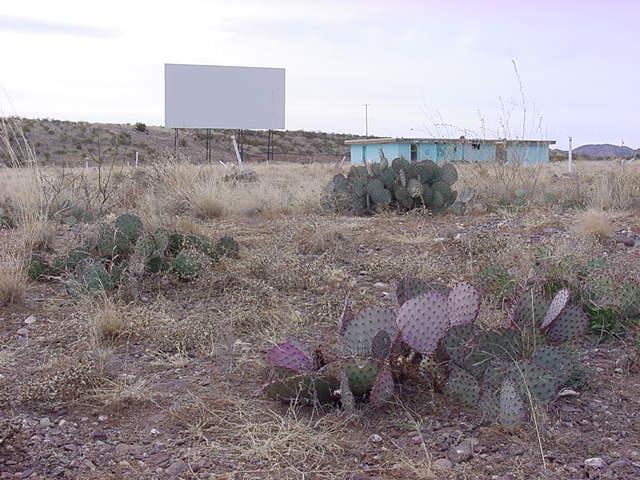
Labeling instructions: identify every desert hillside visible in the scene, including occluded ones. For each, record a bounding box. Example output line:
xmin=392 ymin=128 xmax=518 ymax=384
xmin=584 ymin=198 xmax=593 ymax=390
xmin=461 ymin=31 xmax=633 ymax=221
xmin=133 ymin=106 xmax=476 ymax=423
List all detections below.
xmin=8 ymin=117 xmax=358 ymax=167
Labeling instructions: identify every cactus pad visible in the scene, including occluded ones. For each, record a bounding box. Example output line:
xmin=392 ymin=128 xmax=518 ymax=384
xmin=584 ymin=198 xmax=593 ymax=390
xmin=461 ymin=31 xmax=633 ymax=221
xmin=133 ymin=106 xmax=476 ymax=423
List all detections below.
xmin=531 ymin=345 xmax=575 ymax=385
xmin=66 ymin=259 xmax=113 ymax=296
xmin=343 ymin=360 xmax=379 ymax=396
xmin=371 ymin=330 xmax=392 ymax=360
xmin=511 ymin=291 xmax=550 ymax=329
xmin=545 ymin=304 xmax=588 ymax=344
xmin=115 ymin=213 xmax=144 ymax=243
xmin=479 ymin=390 xmax=500 ymax=419
xmin=369 ymin=365 xmax=394 ymax=407
xmin=498 ymin=379 xmax=527 ymax=428
xmin=444 ymin=367 xmax=480 ymax=406
xmin=439 ymin=163 xmax=459 ymax=185
xmin=172 ymin=250 xmax=203 ymax=280
xmin=215 ymin=235 xmax=240 ymax=258
xmin=510 ymin=361 xmax=561 ymax=405
xmin=396 ymin=277 xmax=450 ymax=307
xmin=447 ymin=282 xmax=480 ymax=326
xmin=397 ymin=290 xmax=449 ymax=354
xmin=266 ymin=342 xmax=314 ymax=373
xmin=540 ymin=289 xmax=570 ymax=329
xmin=342 ymin=306 xmax=396 ymax=355
xmin=262 ymin=374 xmax=338 ymax=404
xmin=442 ymin=323 xmax=480 ymax=367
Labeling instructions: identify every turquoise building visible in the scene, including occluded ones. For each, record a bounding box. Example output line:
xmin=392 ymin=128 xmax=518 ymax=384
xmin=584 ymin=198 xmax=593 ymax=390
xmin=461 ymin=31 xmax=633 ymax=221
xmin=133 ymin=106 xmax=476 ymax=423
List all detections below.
xmin=345 ymin=137 xmax=556 ymax=165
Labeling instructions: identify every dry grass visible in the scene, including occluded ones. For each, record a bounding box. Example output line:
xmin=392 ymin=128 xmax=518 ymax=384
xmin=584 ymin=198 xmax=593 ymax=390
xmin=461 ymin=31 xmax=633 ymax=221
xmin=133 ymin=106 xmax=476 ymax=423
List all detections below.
xmin=296 ymin=224 xmax=347 ymax=255
xmin=169 ymin=393 xmax=350 ymax=478
xmin=458 ymin=159 xmax=640 ymax=209
xmin=90 ymin=298 xmax=127 ymax=343
xmin=573 ymin=208 xmax=615 ymax=241
xmin=0 ymin=252 xmax=28 ymax=305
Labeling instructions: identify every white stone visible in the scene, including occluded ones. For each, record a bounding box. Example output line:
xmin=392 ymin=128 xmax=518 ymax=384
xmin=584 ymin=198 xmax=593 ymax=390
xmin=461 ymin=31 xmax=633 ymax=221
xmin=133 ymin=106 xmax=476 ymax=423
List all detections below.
xmin=368 ymin=434 xmax=383 ymax=443
xmin=585 ymin=457 xmax=605 ymax=468
xmin=24 ymin=315 xmax=37 ymax=325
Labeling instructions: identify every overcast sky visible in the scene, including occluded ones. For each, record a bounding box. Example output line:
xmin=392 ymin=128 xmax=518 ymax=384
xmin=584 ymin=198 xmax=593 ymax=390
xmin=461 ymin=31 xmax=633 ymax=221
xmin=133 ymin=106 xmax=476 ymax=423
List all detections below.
xmin=1 ymin=0 xmax=638 ymax=148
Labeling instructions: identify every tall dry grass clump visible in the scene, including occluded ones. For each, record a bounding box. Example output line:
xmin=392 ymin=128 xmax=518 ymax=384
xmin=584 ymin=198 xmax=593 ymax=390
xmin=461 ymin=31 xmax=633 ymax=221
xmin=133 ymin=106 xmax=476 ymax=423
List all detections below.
xmin=572 ymin=208 xmax=615 ymax=241
xmin=0 ymin=117 xmax=51 ymax=304
xmin=588 ymin=162 xmax=640 ymax=210
xmin=142 ymin=157 xmax=335 ymax=220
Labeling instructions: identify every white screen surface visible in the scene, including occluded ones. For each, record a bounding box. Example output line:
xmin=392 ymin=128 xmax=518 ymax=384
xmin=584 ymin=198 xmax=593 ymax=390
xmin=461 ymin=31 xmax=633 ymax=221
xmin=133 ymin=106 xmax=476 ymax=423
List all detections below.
xmin=164 ymin=64 xmax=285 ymax=129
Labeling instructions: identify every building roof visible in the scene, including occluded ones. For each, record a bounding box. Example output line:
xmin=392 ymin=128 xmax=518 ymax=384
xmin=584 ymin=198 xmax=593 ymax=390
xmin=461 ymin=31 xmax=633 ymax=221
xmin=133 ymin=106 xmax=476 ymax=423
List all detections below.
xmin=344 ymin=137 xmax=556 ymax=146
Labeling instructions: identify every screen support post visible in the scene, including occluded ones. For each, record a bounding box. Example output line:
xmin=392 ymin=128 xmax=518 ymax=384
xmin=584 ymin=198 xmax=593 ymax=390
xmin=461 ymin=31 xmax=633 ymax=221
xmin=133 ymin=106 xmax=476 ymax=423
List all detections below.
xmin=206 ymin=128 xmax=212 ymax=163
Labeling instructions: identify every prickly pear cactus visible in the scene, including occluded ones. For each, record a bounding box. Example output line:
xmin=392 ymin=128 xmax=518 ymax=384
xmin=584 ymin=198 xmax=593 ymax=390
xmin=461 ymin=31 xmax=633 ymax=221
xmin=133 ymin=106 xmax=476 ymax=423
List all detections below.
xmin=266 ymin=342 xmax=314 ymax=374
xmin=28 ymin=254 xmax=49 ymax=280
xmin=371 ymin=330 xmax=392 ymax=360
xmin=343 ymin=360 xmax=379 ymax=396
xmin=323 ymin=158 xmax=459 ymax=214
xmin=115 ymin=213 xmax=144 ymax=245
xmin=396 ymin=277 xmax=450 ymax=307
xmin=510 ymin=291 xmax=550 ymax=330
xmin=544 ymin=304 xmax=589 ymax=344
xmin=442 ymin=323 xmax=480 ymax=367
xmin=66 ymin=259 xmax=113 ymax=296
xmin=369 ymin=365 xmax=394 ymax=407
xmin=498 ymin=378 xmax=527 ymax=428
xmin=448 ymin=283 xmax=480 ymax=326
xmin=215 ymin=235 xmax=239 ymax=258
xmin=262 ymin=373 xmax=338 ymax=405
xmin=397 ymin=290 xmax=449 ymax=354
xmin=172 ymin=250 xmax=203 ymax=280
xmin=444 ymin=366 xmax=480 ymax=406
xmin=540 ymin=289 xmax=570 ymax=329
xmin=341 ymin=306 xmax=397 ymax=355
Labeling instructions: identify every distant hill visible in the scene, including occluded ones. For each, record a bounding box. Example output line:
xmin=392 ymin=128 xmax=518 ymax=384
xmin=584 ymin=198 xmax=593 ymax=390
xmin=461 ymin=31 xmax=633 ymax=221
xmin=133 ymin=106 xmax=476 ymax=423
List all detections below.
xmin=573 ymin=144 xmax=638 ymax=159
xmin=1 ymin=117 xmax=360 ymax=167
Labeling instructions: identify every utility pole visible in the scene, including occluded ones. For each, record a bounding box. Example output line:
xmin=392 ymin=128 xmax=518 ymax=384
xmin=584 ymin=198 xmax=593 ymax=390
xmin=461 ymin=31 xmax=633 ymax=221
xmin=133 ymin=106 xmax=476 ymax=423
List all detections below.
xmin=363 ymin=104 xmax=369 ymax=136
xmin=568 ymin=136 xmax=573 ymax=174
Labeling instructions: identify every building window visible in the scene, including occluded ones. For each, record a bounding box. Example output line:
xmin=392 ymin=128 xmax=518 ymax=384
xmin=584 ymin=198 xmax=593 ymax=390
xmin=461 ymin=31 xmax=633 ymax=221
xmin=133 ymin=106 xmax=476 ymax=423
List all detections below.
xmin=410 ymin=144 xmax=417 ymax=161
xmin=472 ymin=143 xmax=481 ymax=150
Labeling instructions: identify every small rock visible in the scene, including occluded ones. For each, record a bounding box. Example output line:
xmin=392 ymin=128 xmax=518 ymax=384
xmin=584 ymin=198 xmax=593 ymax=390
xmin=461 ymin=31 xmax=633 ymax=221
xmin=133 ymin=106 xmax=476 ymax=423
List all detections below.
xmin=98 ymin=415 xmax=108 ymax=422
xmin=432 ymin=458 xmax=453 ymax=470
xmin=610 ymin=459 xmax=628 ymax=470
xmin=368 ymin=434 xmax=383 ymax=443
xmin=373 ymin=282 xmax=387 ymax=290
xmin=558 ymin=388 xmax=579 ymax=397
xmin=24 ymin=315 xmax=37 ymax=325
xmin=584 ymin=457 xmax=606 ymax=468
xmin=508 ymin=444 xmax=525 ymax=456
xmin=39 ymin=417 xmax=51 ymax=428
xmin=16 ymin=328 xmax=28 ymax=336
xmin=150 ymin=428 xmax=160 ymax=436
xmin=92 ymin=430 xmax=107 ymax=441
xmin=614 ymin=235 xmax=635 ymax=247
xmin=448 ymin=440 xmax=474 ymax=463
xmin=165 ymin=460 xmax=187 ymax=477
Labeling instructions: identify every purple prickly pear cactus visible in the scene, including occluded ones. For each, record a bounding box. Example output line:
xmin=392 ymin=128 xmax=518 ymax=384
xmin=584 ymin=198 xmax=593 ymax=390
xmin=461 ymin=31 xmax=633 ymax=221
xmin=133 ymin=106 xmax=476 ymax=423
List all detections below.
xmin=540 ymin=289 xmax=570 ymax=329
xmin=370 ymin=364 xmax=394 ymax=407
xmin=396 ymin=290 xmax=449 ymax=354
xmin=448 ymin=282 xmax=480 ymax=327
xmin=266 ymin=341 xmax=313 ymax=373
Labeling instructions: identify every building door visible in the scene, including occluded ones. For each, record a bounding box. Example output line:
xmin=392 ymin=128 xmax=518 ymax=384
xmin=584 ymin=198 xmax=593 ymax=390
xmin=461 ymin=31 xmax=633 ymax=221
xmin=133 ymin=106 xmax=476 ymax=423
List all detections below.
xmin=411 ymin=144 xmax=417 ymax=161
xmin=496 ymin=142 xmax=507 ymax=163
